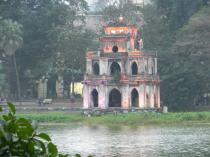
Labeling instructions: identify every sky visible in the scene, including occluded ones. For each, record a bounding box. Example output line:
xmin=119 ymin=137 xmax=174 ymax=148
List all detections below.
xmin=87 ymin=0 xmax=96 ymax=11
xmin=87 ymin=0 xmax=95 ymax=4
xmin=86 ymin=0 xmax=151 ymax=11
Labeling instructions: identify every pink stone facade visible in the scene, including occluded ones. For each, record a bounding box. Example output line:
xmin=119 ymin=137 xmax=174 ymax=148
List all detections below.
xmin=83 ymin=23 xmax=160 ymax=109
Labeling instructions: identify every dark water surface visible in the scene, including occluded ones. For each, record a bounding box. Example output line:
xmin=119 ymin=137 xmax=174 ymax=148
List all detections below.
xmin=41 ymin=124 xmax=210 ymax=157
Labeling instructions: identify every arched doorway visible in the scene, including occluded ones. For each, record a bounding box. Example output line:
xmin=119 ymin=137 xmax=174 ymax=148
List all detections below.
xmin=131 ymin=88 xmax=139 ymax=107
xmin=91 ymin=89 xmax=98 ymax=107
xmin=146 ymin=93 xmax=150 ymax=108
xmin=110 ymin=62 xmax=121 ymax=75
xmin=154 ymin=94 xmax=158 ymax=108
xmin=93 ymin=62 xmax=99 ymax=75
xmin=109 ymin=89 xmax=121 ymax=107
xmin=151 ymin=66 xmax=154 ymax=75
xmin=131 ymin=62 xmax=138 ymax=75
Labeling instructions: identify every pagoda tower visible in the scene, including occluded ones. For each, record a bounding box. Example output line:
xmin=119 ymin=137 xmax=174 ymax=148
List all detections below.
xmin=83 ymin=20 xmax=160 ymax=109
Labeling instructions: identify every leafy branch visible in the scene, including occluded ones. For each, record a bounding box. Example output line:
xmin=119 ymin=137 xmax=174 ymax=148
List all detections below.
xmin=0 ymin=102 xmax=92 ymax=157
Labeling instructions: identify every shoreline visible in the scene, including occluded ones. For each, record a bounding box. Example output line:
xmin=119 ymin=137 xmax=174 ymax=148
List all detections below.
xmin=16 ymin=111 xmax=210 ymax=126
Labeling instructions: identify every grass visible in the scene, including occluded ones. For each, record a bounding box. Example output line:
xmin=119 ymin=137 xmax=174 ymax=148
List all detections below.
xmin=16 ymin=111 xmax=210 ymax=126
xmin=17 ymin=112 xmax=84 ymax=123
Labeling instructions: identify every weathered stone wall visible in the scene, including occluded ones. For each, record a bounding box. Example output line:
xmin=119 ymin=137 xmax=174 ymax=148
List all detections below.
xmin=84 ymin=83 xmax=159 ymax=109
xmin=88 ymin=57 xmax=156 ymax=76
xmin=84 ymin=53 xmax=160 ymax=109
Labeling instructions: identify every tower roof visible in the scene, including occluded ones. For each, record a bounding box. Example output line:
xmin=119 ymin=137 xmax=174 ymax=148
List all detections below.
xmin=107 ymin=20 xmax=128 ymax=27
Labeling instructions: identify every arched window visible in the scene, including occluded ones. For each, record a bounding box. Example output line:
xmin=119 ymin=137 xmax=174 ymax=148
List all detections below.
xmin=154 ymin=94 xmax=158 ymax=108
xmin=131 ymin=62 xmax=138 ymax=75
xmin=93 ymin=62 xmax=99 ymax=75
xmin=109 ymin=89 xmax=121 ymax=107
xmin=91 ymin=89 xmax=98 ymax=107
xmin=110 ymin=62 xmax=121 ymax=75
xmin=146 ymin=94 xmax=150 ymax=108
xmin=145 ymin=65 xmax=147 ymax=73
xmin=131 ymin=88 xmax=139 ymax=107
xmin=151 ymin=66 xmax=154 ymax=75
xmin=112 ymin=45 xmax=118 ymax=53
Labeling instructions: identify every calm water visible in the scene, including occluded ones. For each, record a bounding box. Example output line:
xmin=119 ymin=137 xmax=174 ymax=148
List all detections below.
xmin=41 ymin=124 xmax=210 ymax=157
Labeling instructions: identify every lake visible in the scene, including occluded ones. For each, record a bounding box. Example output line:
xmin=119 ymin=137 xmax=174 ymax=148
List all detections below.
xmin=42 ymin=124 xmax=210 ymax=157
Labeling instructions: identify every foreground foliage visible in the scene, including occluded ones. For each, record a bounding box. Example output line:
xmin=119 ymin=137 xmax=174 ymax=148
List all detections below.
xmin=0 ymin=102 xmax=68 ymax=156
xmin=0 ymin=102 xmax=94 ymax=157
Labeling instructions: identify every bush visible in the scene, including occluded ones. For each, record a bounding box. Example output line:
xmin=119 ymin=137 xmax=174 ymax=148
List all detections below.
xmin=0 ymin=102 xmax=86 ymax=157
xmin=0 ymin=102 xmax=67 ymax=157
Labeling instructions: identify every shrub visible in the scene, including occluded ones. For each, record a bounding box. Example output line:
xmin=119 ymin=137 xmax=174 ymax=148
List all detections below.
xmin=0 ymin=102 xmax=69 ymax=157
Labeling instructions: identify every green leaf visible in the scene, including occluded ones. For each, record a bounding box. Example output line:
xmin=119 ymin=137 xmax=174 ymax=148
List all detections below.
xmin=28 ymin=141 xmax=35 ymax=154
xmin=48 ymin=142 xmax=58 ymax=156
xmin=0 ymin=106 xmax=2 ymax=112
xmin=75 ymin=154 xmax=81 ymax=157
xmin=16 ymin=118 xmax=33 ymax=137
xmin=2 ymin=115 xmax=10 ymax=121
xmin=7 ymin=102 xmax=15 ymax=114
xmin=37 ymin=133 xmax=51 ymax=141
xmin=7 ymin=122 xmax=18 ymax=133
xmin=16 ymin=117 xmax=29 ymax=124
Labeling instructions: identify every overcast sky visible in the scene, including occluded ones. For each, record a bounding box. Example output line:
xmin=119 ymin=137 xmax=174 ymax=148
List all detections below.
xmin=87 ymin=0 xmax=96 ymax=10
xmin=87 ymin=0 xmax=94 ymax=4
xmin=87 ymin=0 xmax=150 ymax=11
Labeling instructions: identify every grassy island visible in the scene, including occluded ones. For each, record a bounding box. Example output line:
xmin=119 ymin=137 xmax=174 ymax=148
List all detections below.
xmin=17 ymin=111 xmax=210 ymax=126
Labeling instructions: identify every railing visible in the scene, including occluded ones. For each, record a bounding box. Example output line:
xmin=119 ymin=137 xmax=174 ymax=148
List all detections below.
xmin=86 ymin=51 xmax=128 ymax=59
xmin=129 ymin=74 xmax=159 ymax=82
xmin=84 ymin=74 xmax=112 ymax=81
xmin=101 ymin=52 xmax=128 ymax=58
xmin=87 ymin=50 xmax=157 ymax=59
xmin=100 ymin=34 xmax=130 ymax=38
xmin=83 ymin=74 xmax=160 ymax=84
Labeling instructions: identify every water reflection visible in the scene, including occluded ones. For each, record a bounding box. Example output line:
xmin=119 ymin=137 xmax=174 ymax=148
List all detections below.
xmin=41 ymin=124 xmax=210 ymax=157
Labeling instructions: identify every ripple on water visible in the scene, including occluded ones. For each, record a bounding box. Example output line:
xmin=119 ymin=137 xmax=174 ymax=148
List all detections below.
xmin=40 ymin=124 xmax=210 ymax=157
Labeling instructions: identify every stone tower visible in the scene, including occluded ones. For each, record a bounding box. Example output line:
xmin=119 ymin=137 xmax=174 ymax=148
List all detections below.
xmin=83 ymin=21 xmax=160 ymax=109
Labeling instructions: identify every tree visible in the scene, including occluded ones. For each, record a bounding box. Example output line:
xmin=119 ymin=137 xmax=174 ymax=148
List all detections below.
xmin=0 ymin=63 xmax=8 ymax=97
xmin=0 ymin=19 xmax=23 ymax=103
xmin=0 ymin=102 xmax=77 ymax=156
xmin=99 ymin=1 xmax=140 ymax=26
xmin=163 ymin=6 xmax=210 ymax=110
xmin=49 ymin=22 xmax=97 ymax=97
xmin=0 ymin=0 xmax=95 ymax=98
xmin=141 ymin=1 xmax=210 ymax=110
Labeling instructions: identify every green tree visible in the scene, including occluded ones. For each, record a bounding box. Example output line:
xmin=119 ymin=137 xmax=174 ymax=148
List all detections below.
xmin=0 ymin=19 xmax=23 ymax=103
xmin=99 ymin=2 xmax=140 ymax=26
xmin=49 ymin=22 xmax=97 ymax=97
xmin=0 ymin=63 xmax=8 ymax=96
xmin=0 ymin=0 xmax=95 ymax=98
xmin=162 ymin=6 xmax=210 ymax=110
xmin=141 ymin=1 xmax=210 ymax=110
xmin=143 ymin=0 xmax=206 ymax=49
xmin=0 ymin=102 xmax=69 ymax=156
